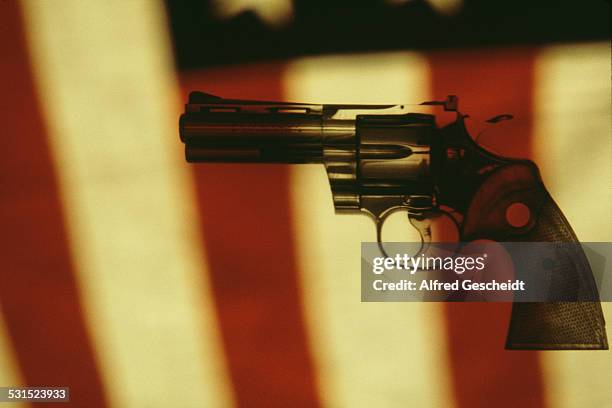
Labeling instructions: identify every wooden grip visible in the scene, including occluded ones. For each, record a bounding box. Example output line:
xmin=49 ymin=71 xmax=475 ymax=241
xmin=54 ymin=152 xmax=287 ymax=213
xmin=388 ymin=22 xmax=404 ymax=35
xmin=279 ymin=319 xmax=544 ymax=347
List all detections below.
xmin=461 ymin=162 xmax=608 ymax=350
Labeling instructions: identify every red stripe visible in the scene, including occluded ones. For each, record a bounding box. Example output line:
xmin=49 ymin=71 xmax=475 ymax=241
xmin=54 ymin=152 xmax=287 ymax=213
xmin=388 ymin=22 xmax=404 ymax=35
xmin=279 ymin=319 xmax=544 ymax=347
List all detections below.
xmin=0 ymin=3 xmax=108 ymax=407
xmin=181 ymin=64 xmax=321 ymax=407
xmin=429 ymin=49 xmax=547 ymax=407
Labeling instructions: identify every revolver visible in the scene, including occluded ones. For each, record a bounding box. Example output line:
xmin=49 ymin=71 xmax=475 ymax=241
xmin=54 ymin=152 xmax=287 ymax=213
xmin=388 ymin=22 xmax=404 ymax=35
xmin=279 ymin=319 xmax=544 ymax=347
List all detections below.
xmin=179 ymin=91 xmax=607 ymax=350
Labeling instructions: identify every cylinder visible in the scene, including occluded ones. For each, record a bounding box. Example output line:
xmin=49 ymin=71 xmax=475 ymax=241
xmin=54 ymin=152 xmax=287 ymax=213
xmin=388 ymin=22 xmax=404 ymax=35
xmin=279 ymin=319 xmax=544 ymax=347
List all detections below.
xmin=356 ymin=113 xmax=435 ymax=196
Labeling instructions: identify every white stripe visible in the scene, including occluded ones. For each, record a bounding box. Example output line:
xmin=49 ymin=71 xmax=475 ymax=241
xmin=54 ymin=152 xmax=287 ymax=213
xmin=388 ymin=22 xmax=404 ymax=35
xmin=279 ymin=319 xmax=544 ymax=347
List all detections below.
xmin=534 ymin=42 xmax=612 ymax=408
xmin=0 ymin=308 xmax=27 ymax=408
xmin=21 ymin=1 xmax=234 ymax=407
xmin=287 ymin=53 xmax=454 ymax=408
xmin=533 ymin=42 xmax=612 ymax=242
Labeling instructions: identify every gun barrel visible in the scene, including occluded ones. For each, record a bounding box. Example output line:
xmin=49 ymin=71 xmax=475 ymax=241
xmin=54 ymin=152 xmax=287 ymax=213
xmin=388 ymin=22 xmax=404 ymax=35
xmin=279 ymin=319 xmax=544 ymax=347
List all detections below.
xmin=180 ymin=112 xmax=355 ymax=163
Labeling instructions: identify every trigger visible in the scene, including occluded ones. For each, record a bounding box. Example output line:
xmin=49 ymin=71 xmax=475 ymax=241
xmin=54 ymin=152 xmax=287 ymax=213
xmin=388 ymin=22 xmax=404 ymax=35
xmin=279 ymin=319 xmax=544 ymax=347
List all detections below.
xmin=375 ymin=218 xmax=392 ymax=258
xmin=409 ymin=214 xmax=432 ymax=256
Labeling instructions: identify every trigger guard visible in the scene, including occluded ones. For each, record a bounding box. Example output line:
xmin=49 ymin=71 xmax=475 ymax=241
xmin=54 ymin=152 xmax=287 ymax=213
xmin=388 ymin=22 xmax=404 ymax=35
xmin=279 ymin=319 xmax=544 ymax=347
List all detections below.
xmin=374 ymin=209 xmax=432 ymax=259
xmin=374 ymin=219 xmax=390 ymax=258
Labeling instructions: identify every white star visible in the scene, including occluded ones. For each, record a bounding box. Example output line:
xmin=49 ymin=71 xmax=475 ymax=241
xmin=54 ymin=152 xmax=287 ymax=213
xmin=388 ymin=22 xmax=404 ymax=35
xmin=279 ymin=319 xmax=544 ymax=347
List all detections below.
xmin=387 ymin=0 xmax=464 ymax=16
xmin=212 ymin=0 xmax=294 ymax=28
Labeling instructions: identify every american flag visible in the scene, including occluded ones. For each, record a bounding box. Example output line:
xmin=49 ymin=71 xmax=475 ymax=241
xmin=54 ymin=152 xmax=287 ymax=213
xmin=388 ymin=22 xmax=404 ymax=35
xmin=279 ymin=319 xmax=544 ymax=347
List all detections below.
xmin=1 ymin=1 xmax=611 ymax=407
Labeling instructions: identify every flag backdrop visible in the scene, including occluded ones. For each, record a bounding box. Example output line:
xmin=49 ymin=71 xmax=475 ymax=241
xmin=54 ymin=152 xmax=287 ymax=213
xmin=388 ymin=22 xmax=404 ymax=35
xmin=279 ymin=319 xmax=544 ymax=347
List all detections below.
xmin=1 ymin=1 xmax=611 ymax=407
